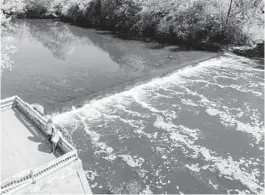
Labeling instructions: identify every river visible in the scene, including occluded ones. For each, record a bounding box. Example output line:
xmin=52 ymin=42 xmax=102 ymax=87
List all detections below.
xmin=1 ymin=20 xmax=264 ymax=194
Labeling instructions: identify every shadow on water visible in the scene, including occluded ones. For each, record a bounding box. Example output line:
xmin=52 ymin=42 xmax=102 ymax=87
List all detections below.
xmin=83 ymin=27 xmax=195 ymax=51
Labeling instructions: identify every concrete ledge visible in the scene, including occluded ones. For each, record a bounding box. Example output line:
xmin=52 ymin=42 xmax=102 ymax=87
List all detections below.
xmin=15 ymin=160 xmax=92 ymax=194
xmin=76 ymin=159 xmax=93 ymax=194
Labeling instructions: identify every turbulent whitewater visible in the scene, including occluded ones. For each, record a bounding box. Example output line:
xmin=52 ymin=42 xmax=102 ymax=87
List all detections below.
xmin=52 ymin=54 xmax=264 ymax=194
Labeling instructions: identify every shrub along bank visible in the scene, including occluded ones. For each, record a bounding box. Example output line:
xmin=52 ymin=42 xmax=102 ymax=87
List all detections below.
xmin=2 ymin=0 xmax=264 ymax=53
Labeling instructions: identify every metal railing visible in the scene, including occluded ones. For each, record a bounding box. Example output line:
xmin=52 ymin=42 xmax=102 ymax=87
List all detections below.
xmin=0 ymin=96 xmax=79 ymax=194
xmin=1 ymin=150 xmax=78 ymax=194
xmin=0 ymin=170 xmax=32 ymax=194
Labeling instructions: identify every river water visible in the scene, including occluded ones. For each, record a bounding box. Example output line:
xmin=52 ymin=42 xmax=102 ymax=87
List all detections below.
xmin=2 ymin=19 xmax=217 ymax=113
xmin=1 ymin=20 xmax=264 ymax=194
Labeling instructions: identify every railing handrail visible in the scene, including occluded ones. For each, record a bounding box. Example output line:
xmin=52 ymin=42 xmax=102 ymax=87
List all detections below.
xmin=33 ymin=149 xmax=78 ymax=178
xmin=1 ymin=150 xmax=78 ymax=194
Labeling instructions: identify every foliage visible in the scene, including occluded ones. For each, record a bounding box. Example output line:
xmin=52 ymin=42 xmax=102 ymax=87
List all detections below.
xmin=1 ymin=5 xmax=17 ymax=74
xmin=1 ymin=44 xmax=17 ymax=75
xmin=1 ymin=0 xmax=264 ymax=49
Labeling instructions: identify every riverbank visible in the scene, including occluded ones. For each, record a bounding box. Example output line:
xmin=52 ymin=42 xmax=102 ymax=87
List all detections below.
xmin=2 ymin=0 xmax=264 ymax=53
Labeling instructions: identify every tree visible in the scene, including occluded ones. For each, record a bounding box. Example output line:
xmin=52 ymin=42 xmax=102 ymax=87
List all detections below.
xmin=226 ymin=0 xmax=233 ymax=23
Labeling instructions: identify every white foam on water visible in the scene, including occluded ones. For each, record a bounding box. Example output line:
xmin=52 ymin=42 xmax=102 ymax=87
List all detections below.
xmin=206 ymin=107 xmax=235 ymax=127
xmin=185 ymin=163 xmax=200 ymax=172
xmin=69 ymin=113 xmax=116 ymax=157
xmin=229 ymin=84 xmax=263 ymax=97
xmin=156 ymin=113 xmax=264 ymax=193
xmin=85 ymin=170 xmax=99 ymax=181
xmin=227 ymin=189 xmax=251 ymax=194
xmin=154 ymin=115 xmax=176 ymax=131
xmin=52 ymin=56 xmax=227 ymax=122
xmin=136 ymin=169 xmax=148 ymax=179
xmin=214 ymin=156 xmax=264 ymax=194
xmin=140 ymin=185 xmax=153 ymax=195
xmin=118 ymin=154 xmax=144 ymax=168
xmin=208 ymin=180 xmax=218 ymax=190
xmin=184 ymin=143 xmax=263 ymax=193
xmin=51 ymin=54 xmax=264 ymax=193
xmin=154 ymin=115 xmax=200 ymax=143
xmin=115 ymin=103 xmax=149 ymax=118
xmin=236 ymin=122 xmax=264 ymax=144
xmin=205 ymin=107 xmax=264 ymax=144
xmin=236 ymin=110 xmax=244 ymax=118
xmin=94 ymin=142 xmax=114 ymax=155
xmin=52 ymin=54 xmax=257 ymax=128
xmin=206 ymin=79 xmax=264 ymax=97
xmin=91 ymin=182 xmax=98 ymax=188
xmin=196 ymin=148 xmax=263 ymax=193
xmin=181 ymin=99 xmax=199 ymax=107
xmin=133 ymin=126 xmax=154 ymax=139
xmin=162 ymin=109 xmax=178 ymax=119
xmin=102 ymin=153 xmax=117 ymax=161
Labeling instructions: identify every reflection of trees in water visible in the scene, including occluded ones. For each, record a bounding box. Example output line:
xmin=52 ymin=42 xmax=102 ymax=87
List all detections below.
xmin=66 ymin=28 xmax=177 ymax=74
xmin=11 ymin=20 xmax=85 ymax=61
xmin=26 ymin=20 xmax=161 ymax=74
xmin=72 ymin=30 xmax=155 ymax=74
xmin=27 ymin=20 xmax=78 ymax=60
xmin=11 ymin=20 xmax=173 ymax=73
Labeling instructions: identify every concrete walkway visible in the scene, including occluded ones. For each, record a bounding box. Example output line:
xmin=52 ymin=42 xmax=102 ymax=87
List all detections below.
xmin=16 ymin=160 xmax=92 ymax=194
xmin=1 ymin=107 xmax=55 ymax=180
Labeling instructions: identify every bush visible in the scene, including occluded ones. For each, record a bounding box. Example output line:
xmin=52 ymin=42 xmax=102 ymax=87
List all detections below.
xmin=133 ymin=8 xmax=166 ymax=37
xmin=2 ymin=0 xmax=263 ymax=50
xmin=99 ymin=0 xmax=141 ymax=33
xmin=24 ymin=0 xmax=48 ymax=18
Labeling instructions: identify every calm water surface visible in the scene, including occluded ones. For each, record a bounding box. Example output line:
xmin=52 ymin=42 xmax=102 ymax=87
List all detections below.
xmin=1 ymin=19 xmax=216 ymax=113
xmin=1 ymin=20 xmax=264 ymax=194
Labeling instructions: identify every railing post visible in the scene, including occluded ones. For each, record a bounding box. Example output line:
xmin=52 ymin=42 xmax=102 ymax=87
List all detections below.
xmin=30 ymin=170 xmax=36 ymax=184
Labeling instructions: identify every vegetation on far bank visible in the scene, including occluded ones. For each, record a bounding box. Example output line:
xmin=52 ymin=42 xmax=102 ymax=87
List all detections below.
xmin=1 ymin=0 xmax=264 ymax=52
